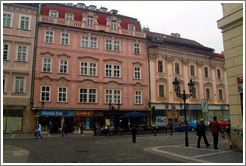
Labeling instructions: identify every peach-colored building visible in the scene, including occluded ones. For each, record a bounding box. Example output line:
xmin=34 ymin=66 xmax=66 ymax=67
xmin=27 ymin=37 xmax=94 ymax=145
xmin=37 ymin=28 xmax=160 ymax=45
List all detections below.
xmin=145 ymin=28 xmax=229 ymax=124
xmin=3 ymin=3 xmax=39 ymax=133
xmin=33 ymin=3 xmax=148 ymax=132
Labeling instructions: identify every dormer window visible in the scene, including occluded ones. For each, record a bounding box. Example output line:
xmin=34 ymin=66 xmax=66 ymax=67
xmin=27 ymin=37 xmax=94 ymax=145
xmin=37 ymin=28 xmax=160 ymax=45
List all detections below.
xmin=49 ymin=10 xmax=58 ymax=17
xmin=66 ymin=3 xmax=73 ymax=6
xmin=111 ymin=20 xmax=117 ymax=30
xmin=77 ymin=3 xmax=85 ymax=9
xmin=128 ymin=24 xmax=135 ymax=31
xmin=100 ymin=7 xmax=108 ymax=13
xmin=89 ymin=5 xmax=96 ymax=11
xmin=87 ymin=16 xmax=93 ymax=26
xmin=65 ymin=13 xmax=74 ymax=20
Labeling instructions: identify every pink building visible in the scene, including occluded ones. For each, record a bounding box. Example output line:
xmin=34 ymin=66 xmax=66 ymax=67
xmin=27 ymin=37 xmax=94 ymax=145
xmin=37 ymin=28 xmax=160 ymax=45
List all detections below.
xmin=33 ymin=3 xmax=148 ymax=132
xmin=3 ymin=3 xmax=39 ymax=133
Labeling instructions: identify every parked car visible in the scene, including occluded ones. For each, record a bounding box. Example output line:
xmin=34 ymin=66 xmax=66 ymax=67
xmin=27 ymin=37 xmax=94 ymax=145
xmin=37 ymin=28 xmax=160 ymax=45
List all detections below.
xmin=174 ymin=120 xmax=199 ymax=132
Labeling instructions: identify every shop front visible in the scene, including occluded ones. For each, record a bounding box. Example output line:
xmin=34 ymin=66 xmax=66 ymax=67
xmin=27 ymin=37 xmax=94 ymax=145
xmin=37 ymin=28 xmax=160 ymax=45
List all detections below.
xmin=3 ymin=108 xmax=23 ymax=133
xmin=74 ymin=110 xmax=94 ymax=131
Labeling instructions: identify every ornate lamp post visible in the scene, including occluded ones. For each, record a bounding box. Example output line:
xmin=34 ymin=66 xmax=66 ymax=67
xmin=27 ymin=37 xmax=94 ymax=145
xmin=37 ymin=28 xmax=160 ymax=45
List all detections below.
xmin=173 ymin=77 xmax=195 ymax=147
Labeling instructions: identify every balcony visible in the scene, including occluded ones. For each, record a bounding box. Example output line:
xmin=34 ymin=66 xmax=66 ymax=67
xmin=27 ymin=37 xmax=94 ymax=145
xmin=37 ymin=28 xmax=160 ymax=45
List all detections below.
xmin=39 ymin=15 xmax=146 ymax=38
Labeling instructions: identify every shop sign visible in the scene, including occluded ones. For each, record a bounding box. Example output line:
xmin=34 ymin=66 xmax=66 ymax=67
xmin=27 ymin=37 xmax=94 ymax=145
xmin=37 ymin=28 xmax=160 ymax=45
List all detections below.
xmin=76 ymin=111 xmax=94 ymax=117
xmin=38 ymin=110 xmax=76 ymax=117
xmin=237 ymin=75 xmax=243 ymax=83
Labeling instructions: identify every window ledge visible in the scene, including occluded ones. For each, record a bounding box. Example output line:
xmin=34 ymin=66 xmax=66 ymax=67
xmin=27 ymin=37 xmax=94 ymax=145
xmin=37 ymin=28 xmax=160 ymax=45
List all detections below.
xmin=79 ymin=74 xmax=97 ymax=77
xmin=57 ymin=102 xmax=68 ymax=104
xmin=11 ymin=92 xmax=26 ymax=96
xmin=134 ymin=78 xmax=142 ymax=80
xmin=3 ymin=59 xmax=9 ymax=62
xmin=41 ymin=71 xmax=52 ymax=74
xmin=14 ymin=61 xmax=28 ymax=63
xmin=58 ymin=73 xmax=69 ymax=75
xmin=3 ymin=26 xmax=12 ymax=29
xmin=78 ymin=102 xmax=98 ymax=104
xmin=17 ymin=28 xmax=31 ymax=31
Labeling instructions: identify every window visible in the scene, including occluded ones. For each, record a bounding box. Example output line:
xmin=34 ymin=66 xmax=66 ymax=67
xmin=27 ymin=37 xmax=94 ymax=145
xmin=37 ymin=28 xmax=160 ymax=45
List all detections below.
xmin=45 ymin=31 xmax=54 ymax=43
xmin=219 ymin=89 xmax=223 ymax=100
xmin=206 ymin=88 xmax=210 ymax=100
xmin=159 ymin=85 xmax=164 ymax=98
xmin=128 ymin=24 xmax=135 ymax=31
xmin=175 ymin=63 xmax=180 ymax=75
xmin=41 ymin=86 xmax=50 ymax=102
xmin=17 ymin=46 xmax=27 ymax=61
xmin=3 ymin=13 xmax=12 ymax=27
xmin=105 ymin=64 xmax=120 ymax=78
xmin=105 ymin=39 xmax=120 ymax=51
xmin=58 ymin=87 xmax=67 ymax=102
xmin=61 ymin=32 xmax=70 ymax=45
xmin=105 ymin=89 xmax=121 ymax=104
xmin=19 ymin=15 xmax=30 ymax=30
xmin=79 ymin=88 xmax=97 ymax=103
xmin=204 ymin=67 xmax=209 ymax=78
xmin=134 ymin=67 xmax=141 ymax=79
xmin=59 ymin=60 xmax=68 ymax=74
xmin=80 ymin=62 xmax=97 ymax=76
xmin=134 ymin=43 xmax=140 ymax=54
xmin=217 ymin=69 xmax=221 ymax=80
xmin=81 ymin=36 xmax=89 ymax=47
xmin=49 ymin=10 xmax=58 ymax=17
xmin=3 ymin=76 xmax=6 ymax=92
xmin=192 ymin=86 xmax=197 ymax=99
xmin=43 ymin=58 xmax=52 ymax=72
xmin=105 ymin=39 xmax=112 ymax=50
xmin=15 ymin=77 xmax=24 ymax=93
xmin=114 ymin=40 xmax=120 ymax=51
xmin=87 ymin=16 xmax=93 ymax=26
xmin=190 ymin=65 xmax=195 ymax=76
xmin=90 ymin=37 xmax=97 ymax=48
xmin=158 ymin=60 xmax=163 ymax=73
xmin=135 ymin=90 xmax=142 ymax=104
xmin=3 ymin=44 xmax=8 ymax=60
xmin=65 ymin=13 xmax=74 ymax=20
xmin=111 ymin=20 xmax=117 ymax=30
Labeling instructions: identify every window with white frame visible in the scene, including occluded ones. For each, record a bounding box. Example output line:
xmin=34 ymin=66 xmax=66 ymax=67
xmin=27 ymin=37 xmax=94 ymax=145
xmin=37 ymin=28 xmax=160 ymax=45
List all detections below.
xmin=81 ymin=35 xmax=89 ymax=47
xmin=134 ymin=43 xmax=140 ymax=54
xmin=17 ymin=46 xmax=27 ymax=62
xmin=41 ymin=86 xmax=50 ymax=102
xmin=80 ymin=62 xmax=97 ymax=76
xmin=114 ymin=40 xmax=120 ymax=51
xmin=175 ymin=62 xmax=180 ymax=75
xmin=105 ymin=89 xmax=121 ymax=104
xmin=45 ymin=31 xmax=54 ymax=43
xmin=190 ymin=65 xmax=195 ymax=76
xmin=3 ymin=44 xmax=8 ymax=60
xmin=159 ymin=85 xmax=164 ymax=98
xmin=114 ymin=65 xmax=120 ymax=77
xmin=206 ymin=88 xmax=210 ymax=100
xmin=134 ymin=67 xmax=141 ymax=79
xmin=79 ymin=88 xmax=97 ymax=103
xmin=105 ymin=39 xmax=112 ymax=50
xmin=219 ymin=89 xmax=223 ymax=100
xmin=105 ymin=39 xmax=120 ymax=51
xmin=3 ymin=13 xmax=12 ymax=27
xmin=90 ymin=37 xmax=97 ymax=48
xmin=158 ymin=60 xmax=163 ymax=73
xmin=135 ymin=90 xmax=142 ymax=104
xmin=65 ymin=13 xmax=74 ymax=20
xmin=49 ymin=10 xmax=58 ymax=17
xmin=105 ymin=64 xmax=120 ymax=78
xmin=58 ymin=87 xmax=67 ymax=102
xmin=61 ymin=32 xmax=70 ymax=45
xmin=19 ymin=15 xmax=30 ymax=30
xmin=128 ymin=24 xmax=135 ymax=31
xmin=217 ymin=69 xmax=221 ymax=80
xmin=15 ymin=77 xmax=24 ymax=93
xmin=87 ymin=16 xmax=93 ymax=26
xmin=204 ymin=67 xmax=209 ymax=78
xmin=59 ymin=59 xmax=68 ymax=74
xmin=111 ymin=20 xmax=117 ymax=30
xmin=43 ymin=58 xmax=52 ymax=72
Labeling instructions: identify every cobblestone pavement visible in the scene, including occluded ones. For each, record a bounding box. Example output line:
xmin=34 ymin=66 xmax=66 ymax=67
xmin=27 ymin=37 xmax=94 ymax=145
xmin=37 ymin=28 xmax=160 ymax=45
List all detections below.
xmin=3 ymin=131 xmax=243 ymax=164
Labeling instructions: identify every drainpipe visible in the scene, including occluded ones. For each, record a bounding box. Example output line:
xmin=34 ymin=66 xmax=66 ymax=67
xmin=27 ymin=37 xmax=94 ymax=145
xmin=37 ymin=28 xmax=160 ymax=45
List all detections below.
xmin=29 ymin=4 xmax=40 ymax=133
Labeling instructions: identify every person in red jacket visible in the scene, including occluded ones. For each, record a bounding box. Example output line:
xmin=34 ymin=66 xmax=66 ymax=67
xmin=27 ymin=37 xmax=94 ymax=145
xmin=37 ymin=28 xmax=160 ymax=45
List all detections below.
xmin=209 ymin=116 xmax=222 ymax=149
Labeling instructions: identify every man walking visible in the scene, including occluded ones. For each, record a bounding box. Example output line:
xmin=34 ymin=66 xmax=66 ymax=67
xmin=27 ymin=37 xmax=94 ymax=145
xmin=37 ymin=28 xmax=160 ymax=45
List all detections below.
xmin=36 ymin=124 xmax=43 ymax=139
xmin=197 ymin=119 xmax=210 ymax=148
xmin=209 ymin=116 xmax=221 ymax=149
xmin=61 ymin=122 xmax=67 ymax=137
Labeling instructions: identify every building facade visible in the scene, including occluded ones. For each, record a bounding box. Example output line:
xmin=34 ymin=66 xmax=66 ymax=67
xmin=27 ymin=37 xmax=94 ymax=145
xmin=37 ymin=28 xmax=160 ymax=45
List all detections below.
xmin=3 ymin=3 xmax=39 ymax=133
xmin=217 ymin=3 xmax=243 ymax=152
xmin=145 ymin=28 xmax=229 ymax=124
xmin=33 ymin=3 xmax=148 ymax=132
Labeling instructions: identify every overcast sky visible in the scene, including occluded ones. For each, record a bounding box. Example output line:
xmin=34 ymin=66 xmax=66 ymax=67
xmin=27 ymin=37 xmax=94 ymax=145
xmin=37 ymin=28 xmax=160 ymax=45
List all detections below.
xmin=76 ymin=1 xmax=224 ymax=53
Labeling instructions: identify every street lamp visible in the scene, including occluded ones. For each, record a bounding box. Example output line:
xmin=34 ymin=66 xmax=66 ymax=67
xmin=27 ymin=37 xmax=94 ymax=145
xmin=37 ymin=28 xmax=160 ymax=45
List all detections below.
xmin=173 ymin=77 xmax=195 ymax=147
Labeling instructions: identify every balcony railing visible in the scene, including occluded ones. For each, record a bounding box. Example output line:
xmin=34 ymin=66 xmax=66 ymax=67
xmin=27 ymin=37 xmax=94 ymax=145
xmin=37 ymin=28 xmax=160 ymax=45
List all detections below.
xmin=39 ymin=15 xmax=146 ymax=38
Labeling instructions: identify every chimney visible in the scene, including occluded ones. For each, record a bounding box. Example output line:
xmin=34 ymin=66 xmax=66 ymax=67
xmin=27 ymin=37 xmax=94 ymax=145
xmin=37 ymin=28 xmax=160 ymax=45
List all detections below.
xmin=171 ymin=33 xmax=181 ymax=38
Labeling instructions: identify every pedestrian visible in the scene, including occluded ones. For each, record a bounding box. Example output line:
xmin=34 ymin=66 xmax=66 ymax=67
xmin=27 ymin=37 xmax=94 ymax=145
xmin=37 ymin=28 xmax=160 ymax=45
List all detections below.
xmin=36 ymin=124 xmax=43 ymax=139
xmin=80 ymin=122 xmax=84 ymax=134
xmin=61 ymin=122 xmax=67 ymax=137
xmin=132 ymin=123 xmax=137 ymax=143
xmin=209 ymin=116 xmax=222 ymax=149
xmin=196 ymin=119 xmax=210 ymax=148
xmin=49 ymin=121 xmax=53 ymax=134
xmin=225 ymin=119 xmax=232 ymax=149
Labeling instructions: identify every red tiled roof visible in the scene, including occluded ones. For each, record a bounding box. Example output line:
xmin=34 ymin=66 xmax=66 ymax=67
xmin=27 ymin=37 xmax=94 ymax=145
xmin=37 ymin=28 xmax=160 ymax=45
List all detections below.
xmin=41 ymin=3 xmax=141 ymax=32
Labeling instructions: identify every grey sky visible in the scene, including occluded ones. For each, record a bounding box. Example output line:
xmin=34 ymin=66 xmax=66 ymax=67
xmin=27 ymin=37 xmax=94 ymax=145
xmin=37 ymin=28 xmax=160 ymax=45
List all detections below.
xmin=78 ymin=1 xmax=224 ymax=53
